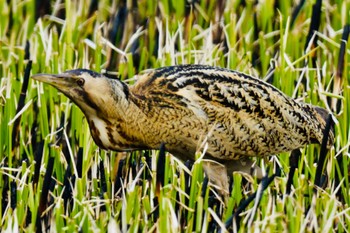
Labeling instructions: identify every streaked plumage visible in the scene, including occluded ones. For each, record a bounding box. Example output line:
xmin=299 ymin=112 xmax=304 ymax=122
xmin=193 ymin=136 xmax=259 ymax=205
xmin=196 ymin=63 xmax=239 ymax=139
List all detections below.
xmin=32 ymin=64 xmax=334 ymax=192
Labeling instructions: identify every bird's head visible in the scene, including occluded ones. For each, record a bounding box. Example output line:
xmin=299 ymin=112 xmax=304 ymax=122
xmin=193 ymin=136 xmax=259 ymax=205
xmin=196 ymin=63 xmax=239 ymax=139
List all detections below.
xmin=32 ymin=69 xmax=129 ymax=120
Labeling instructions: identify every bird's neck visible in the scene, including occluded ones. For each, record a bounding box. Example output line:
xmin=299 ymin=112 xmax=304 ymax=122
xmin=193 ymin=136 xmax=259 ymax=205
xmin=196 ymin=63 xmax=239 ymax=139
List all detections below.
xmin=84 ymin=86 xmax=149 ymax=151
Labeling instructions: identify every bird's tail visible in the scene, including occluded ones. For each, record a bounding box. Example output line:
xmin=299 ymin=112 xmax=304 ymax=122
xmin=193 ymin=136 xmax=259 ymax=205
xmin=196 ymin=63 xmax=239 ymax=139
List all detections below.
xmin=308 ymin=105 xmax=335 ymax=148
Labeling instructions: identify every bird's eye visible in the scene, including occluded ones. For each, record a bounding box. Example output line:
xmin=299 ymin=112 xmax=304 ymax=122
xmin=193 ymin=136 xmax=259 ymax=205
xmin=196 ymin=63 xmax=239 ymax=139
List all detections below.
xmin=77 ymin=78 xmax=85 ymax=86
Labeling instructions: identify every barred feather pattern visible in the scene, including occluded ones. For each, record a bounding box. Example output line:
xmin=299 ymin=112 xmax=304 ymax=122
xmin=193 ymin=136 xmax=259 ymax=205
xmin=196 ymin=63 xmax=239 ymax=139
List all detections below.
xmin=128 ymin=65 xmax=333 ymax=160
xmin=32 ymin=65 xmax=335 ymax=193
xmin=32 ymin=65 xmax=334 ymax=163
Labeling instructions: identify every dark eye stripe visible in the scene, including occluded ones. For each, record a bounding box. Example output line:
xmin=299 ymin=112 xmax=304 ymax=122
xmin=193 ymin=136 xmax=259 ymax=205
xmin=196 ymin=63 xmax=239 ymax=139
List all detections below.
xmin=73 ymin=88 xmax=100 ymax=111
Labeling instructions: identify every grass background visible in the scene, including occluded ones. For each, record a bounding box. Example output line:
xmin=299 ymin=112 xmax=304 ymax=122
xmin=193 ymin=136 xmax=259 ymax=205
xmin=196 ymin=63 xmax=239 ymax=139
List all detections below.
xmin=0 ymin=0 xmax=349 ymax=232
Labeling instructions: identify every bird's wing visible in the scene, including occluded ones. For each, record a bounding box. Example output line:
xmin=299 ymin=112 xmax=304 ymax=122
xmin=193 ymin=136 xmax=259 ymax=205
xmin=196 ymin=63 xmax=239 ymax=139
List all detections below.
xmin=129 ymin=65 xmax=326 ymax=157
xmin=130 ymin=65 xmax=297 ymax=121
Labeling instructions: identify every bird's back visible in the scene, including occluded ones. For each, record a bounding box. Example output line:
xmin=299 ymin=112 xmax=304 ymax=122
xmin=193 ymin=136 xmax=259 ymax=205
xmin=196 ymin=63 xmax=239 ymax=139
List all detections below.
xmin=129 ymin=65 xmax=333 ymax=160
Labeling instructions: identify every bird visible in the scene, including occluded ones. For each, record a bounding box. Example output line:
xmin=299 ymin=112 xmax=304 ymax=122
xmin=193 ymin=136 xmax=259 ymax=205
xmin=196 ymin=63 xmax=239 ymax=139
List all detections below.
xmin=32 ymin=64 xmax=334 ymax=193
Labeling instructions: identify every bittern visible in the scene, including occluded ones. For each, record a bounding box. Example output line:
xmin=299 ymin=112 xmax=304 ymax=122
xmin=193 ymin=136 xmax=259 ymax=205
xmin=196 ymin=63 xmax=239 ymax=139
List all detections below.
xmin=32 ymin=64 xmax=334 ymax=193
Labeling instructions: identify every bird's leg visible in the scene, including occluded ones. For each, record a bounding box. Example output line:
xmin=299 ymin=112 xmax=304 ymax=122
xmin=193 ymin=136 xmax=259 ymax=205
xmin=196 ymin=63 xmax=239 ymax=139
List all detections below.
xmin=202 ymin=160 xmax=230 ymax=196
xmin=202 ymin=158 xmax=263 ymax=198
xmin=225 ymin=157 xmax=263 ymax=179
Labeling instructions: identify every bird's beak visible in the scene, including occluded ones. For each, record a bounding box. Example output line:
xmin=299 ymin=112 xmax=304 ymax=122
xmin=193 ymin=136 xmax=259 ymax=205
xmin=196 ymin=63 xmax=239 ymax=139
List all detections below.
xmin=32 ymin=73 xmax=74 ymax=89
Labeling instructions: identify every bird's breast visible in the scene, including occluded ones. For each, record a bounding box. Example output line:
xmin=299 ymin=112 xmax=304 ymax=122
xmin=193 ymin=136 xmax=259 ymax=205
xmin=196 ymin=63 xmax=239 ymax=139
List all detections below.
xmin=88 ymin=117 xmax=140 ymax=151
xmin=88 ymin=117 xmax=114 ymax=149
